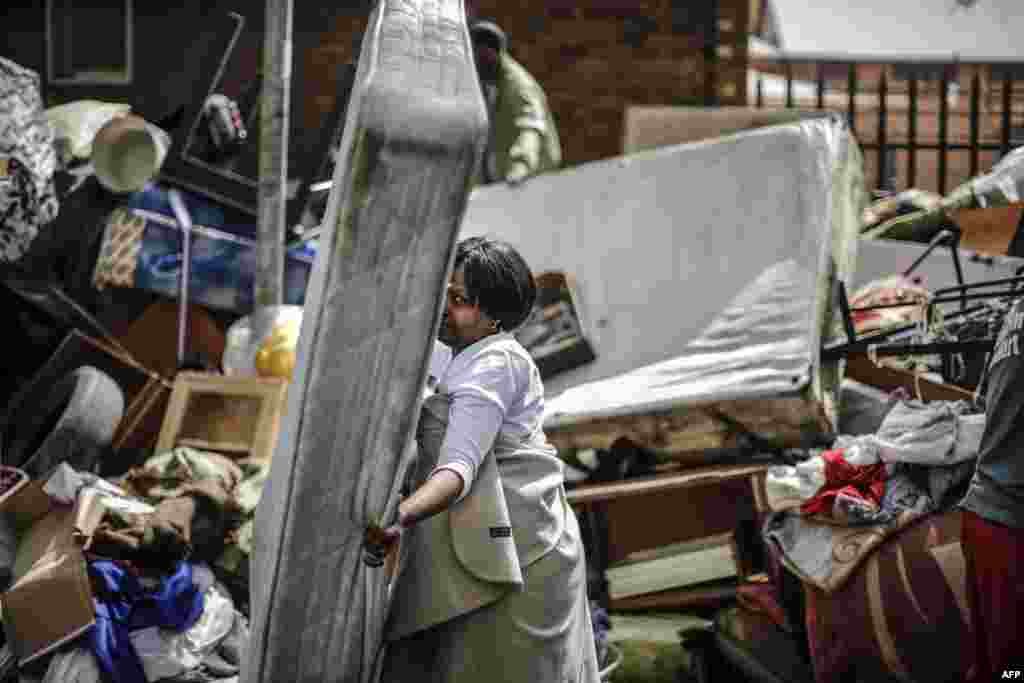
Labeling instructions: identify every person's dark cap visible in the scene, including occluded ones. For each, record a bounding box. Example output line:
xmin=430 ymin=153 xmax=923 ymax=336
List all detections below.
xmin=470 ymin=20 xmax=507 ymax=53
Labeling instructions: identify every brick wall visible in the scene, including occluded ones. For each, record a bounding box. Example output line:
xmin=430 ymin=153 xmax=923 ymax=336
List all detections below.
xmin=302 ymin=1 xmax=750 ymax=168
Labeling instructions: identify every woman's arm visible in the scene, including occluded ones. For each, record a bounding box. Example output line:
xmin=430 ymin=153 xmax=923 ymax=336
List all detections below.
xmin=396 ymin=468 xmax=464 ymax=528
xmin=364 ymin=352 xmax=514 ymax=563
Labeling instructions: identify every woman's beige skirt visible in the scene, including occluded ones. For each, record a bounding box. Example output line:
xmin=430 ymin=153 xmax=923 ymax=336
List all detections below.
xmin=379 ymin=505 xmax=601 ymax=683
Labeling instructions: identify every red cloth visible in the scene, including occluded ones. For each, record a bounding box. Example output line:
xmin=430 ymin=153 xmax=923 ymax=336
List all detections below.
xmin=962 ymin=509 xmax=1024 ymax=681
xmin=800 ymin=448 xmax=886 ymax=518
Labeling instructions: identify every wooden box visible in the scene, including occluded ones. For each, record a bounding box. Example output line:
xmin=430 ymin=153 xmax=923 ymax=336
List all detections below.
xmin=156 ymin=372 xmax=288 ymax=462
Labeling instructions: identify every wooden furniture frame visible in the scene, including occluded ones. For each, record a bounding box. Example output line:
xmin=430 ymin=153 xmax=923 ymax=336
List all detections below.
xmin=568 ymin=462 xmax=771 ymax=611
xmin=155 ymin=372 xmax=288 ymax=462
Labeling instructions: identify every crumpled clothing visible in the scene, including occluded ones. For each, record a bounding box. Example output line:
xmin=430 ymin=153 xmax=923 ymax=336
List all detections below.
xmin=96 ymin=449 xmax=244 ymax=569
xmin=121 ymin=448 xmax=244 ymax=501
xmin=0 ymin=57 xmax=58 ymax=263
xmin=39 ymin=647 xmax=102 ymax=683
xmin=87 ymin=560 xmax=206 ymax=683
xmin=905 ymin=459 xmax=976 ymax=511
xmin=800 ymin=448 xmax=888 ymax=522
xmin=831 ymin=434 xmax=884 ymax=466
xmin=95 ymin=478 xmax=238 ymax=569
xmin=873 ymin=399 xmax=983 ymax=465
xmin=767 ymin=399 xmax=984 ymax=518
xmin=132 ymin=580 xmax=239 ymax=682
xmin=762 ymin=460 xmax=971 ymax=593
xmin=214 ymin=462 xmax=269 ymax=578
xmin=763 ymin=475 xmax=933 ymax=593
xmin=765 ymin=437 xmax=886 ymax=513
xmin=765 ymin=457 xmax=827 ymax=511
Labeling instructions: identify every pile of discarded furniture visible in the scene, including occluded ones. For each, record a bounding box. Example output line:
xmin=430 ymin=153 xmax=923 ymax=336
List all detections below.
xmin=461 ymin=106 xmax=1024 ymax=681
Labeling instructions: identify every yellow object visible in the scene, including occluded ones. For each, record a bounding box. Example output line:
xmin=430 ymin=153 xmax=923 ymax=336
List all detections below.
xmin=255 ymin=319 xmax=301 ymax=379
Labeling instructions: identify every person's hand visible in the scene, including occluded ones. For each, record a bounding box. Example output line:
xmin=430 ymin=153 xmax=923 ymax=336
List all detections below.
xmin=506 ymin=162 xmax=531 ymax=186
xmin=363 ymin=522 xmax=402 ymax=567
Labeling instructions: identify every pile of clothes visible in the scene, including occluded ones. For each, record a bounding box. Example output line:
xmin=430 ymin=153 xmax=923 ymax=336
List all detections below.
xmin=762 ymin=399 xmax=984 ymax=593
xmin=0 ymin=447 xmax=270 ymax=682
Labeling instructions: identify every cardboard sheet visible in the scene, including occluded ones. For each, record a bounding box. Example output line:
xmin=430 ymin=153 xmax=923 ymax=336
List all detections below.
xmin=1 ymin=482 xmax=107 ymax=665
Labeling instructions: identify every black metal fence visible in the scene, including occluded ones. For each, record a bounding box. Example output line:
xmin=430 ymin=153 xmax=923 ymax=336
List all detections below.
xmin=750 ymin=57 xmax=1024 ymax=195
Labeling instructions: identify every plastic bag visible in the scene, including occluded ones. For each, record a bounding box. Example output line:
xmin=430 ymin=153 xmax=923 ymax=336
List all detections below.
xmin=222 ymin=305 xmax=303 ymax=379
xmin=44 ymin=100 xmax=132 ymax=164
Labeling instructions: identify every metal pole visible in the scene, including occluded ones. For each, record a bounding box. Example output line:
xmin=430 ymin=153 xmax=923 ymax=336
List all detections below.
xmin=256 ymin=0 xmax=292 ymax=307
xmin=939 ymin=70 xmax=949 ymax=195
xmin=908 ymin=75 xmax=918 ymax=187
xmin=877 ymin=69 xmax=888 ymax=190
xmin=969 ymin=70 xmax=981 ymax=178
xmin=168 ymin=190 xmax=193 ymax=369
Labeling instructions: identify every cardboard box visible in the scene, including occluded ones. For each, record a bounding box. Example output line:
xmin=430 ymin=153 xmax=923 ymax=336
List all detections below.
xmin=0 ymin=477 xmax=107 ymax=666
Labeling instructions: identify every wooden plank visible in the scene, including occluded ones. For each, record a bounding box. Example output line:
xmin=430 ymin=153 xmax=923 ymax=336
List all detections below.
xmin=114 ymin=302 xmax=226 ymax=380
xmin=548 ymin=395 xmax=830 ymax=457
xmin=846 ymin=355 xmax=975 ymax=403
xmin=571 ymin=467 xmax=763 ymax=565
xmin=245 ymin=2 xmax=488 ymax=681
xmin=606 ymin=534 xmax=739 ymax=600
xmin=174 ymin=438 xmax=252 ymax=454
xmin=601 ymin=478 xmax=758 ymax=565
xmin=608 ymin=578 xmax=739 ymax=612
xmin=567 ymin=463 xmax=770 ymax=506
xmin=111 ymin=375 xmax=173 ymax=453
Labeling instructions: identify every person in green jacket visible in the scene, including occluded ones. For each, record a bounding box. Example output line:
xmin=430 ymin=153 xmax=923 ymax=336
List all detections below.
xmin=470 ymin=21 xmax=562 ymax=186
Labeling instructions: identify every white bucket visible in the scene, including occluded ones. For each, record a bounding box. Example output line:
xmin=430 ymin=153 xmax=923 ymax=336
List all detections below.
xmin=92 ymin=114 xmax=170 ymax=194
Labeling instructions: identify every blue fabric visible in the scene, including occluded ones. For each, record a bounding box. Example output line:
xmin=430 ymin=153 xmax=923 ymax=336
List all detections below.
xmin=87 ymin=560 xmax=206 ymax=683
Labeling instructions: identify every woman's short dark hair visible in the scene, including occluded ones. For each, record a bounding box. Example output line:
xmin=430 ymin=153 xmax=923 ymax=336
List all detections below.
xmin=454 ymin=236 xmax=536 ymax=331
xmin=469 ymin=20 xmax=508 ymax=54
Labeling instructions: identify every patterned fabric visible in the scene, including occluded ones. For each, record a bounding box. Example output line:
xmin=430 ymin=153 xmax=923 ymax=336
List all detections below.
xmin=803 ymin=510 xmax=971 ymax=683
xmin=0 ymin=57 xmax=58 ymax=263
xmin=92 ymin=207 xmax=146 ymax=290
